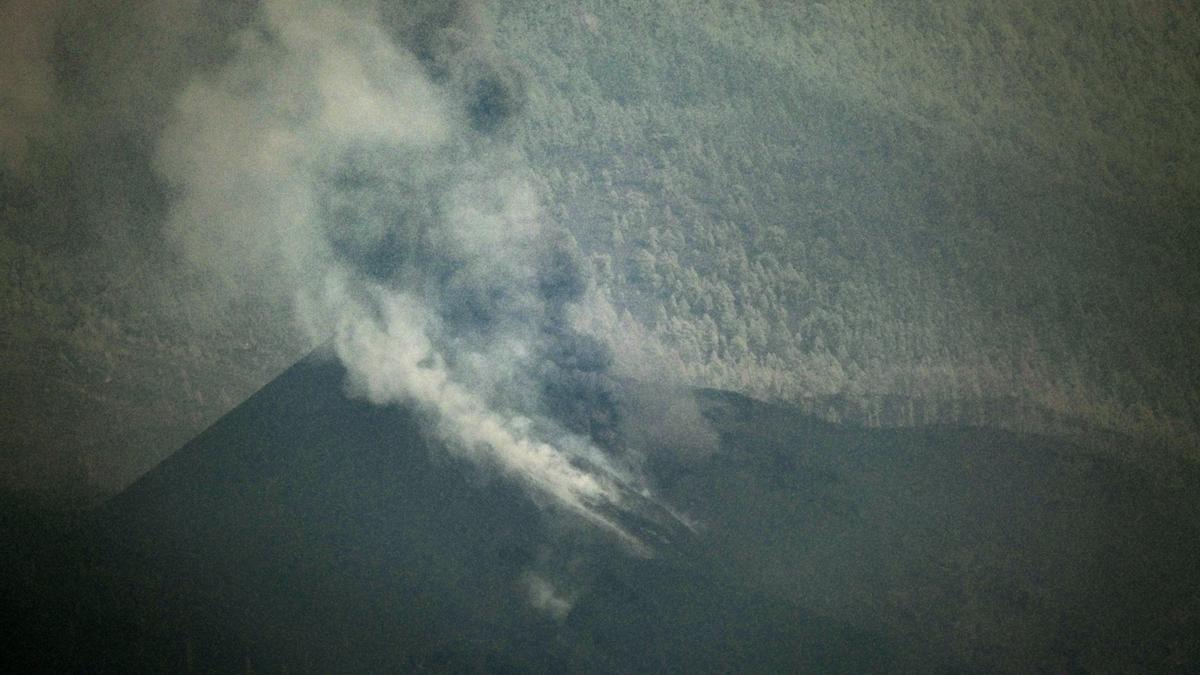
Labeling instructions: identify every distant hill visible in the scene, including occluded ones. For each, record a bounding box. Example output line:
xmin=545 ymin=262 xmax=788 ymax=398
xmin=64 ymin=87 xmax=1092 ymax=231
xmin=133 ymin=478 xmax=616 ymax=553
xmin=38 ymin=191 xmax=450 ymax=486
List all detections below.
xmin=4 ymin=353 xmax=1198 ymax=672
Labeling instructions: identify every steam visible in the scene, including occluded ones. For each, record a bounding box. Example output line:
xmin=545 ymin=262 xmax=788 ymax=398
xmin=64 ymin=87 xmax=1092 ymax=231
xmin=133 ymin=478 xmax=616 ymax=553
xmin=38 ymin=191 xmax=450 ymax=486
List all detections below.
xmin=155 ymin=1 xmax=448 ymax=299
xmin=331 ymin=285 xmax=641 ymax=546
xmin=523 ymin=572 xmax=576 ymax=620
xmin=152 ymin=0 xmax=672 ymax=549
xmin=0 ymin=0 xmax=691 ymax=549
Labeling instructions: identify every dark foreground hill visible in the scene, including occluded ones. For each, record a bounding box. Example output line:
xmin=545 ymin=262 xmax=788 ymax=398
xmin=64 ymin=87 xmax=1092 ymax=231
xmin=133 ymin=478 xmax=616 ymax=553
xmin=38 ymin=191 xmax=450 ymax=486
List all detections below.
xmin=4 ymin=354 xmax=1198 ymax=672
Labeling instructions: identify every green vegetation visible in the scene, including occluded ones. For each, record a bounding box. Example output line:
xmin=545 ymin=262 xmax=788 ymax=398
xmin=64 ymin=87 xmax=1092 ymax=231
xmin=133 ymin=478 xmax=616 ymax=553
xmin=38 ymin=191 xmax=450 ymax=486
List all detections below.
xmin=494 ymin=0 xmax=1200 ymax=452
xmin=3 ymin=1 xmax=1197 ymax=504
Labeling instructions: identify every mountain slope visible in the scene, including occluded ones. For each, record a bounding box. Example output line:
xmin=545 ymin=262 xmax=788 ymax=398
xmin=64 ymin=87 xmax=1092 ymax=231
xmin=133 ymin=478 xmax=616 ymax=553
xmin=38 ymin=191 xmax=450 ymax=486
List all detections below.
xmin=663 ymin=391 xmax=1200 ymax=671
xmin=35 ymin=354 xmax=892 ymax=672
xmin=6 ymin=353 xmax=1198 ymax=672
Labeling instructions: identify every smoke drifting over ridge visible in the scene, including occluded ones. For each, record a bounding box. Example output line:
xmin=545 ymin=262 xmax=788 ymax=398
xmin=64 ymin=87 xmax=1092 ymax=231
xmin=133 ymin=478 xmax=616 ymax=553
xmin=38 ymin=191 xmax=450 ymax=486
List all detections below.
xmin=0 ymin=0 xmax=698 ymax=548
xmin=147 ymin=0 xmax=672 ymax=549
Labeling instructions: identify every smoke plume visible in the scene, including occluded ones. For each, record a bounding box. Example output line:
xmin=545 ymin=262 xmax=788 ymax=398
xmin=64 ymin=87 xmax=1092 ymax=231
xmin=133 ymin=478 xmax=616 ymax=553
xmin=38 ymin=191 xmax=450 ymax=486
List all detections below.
xmin=150 ymin=0 xmax=679 ymax=550
xmin=0 ymin=0 xmax=690 ymax=549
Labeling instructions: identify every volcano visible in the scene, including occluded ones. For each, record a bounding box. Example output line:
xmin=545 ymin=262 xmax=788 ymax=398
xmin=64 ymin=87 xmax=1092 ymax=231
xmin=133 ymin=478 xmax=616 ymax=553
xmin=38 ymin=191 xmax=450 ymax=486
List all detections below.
xmin=5 ymin=353 xmax=1199 ymax=672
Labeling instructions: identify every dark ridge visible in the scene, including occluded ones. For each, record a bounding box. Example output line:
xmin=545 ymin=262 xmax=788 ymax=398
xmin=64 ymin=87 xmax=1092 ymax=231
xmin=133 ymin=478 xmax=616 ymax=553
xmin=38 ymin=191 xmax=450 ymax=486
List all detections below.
xmin=3 ymin=353 xmax=1197 ymax=672
xmin=3 ymin=354 xmax=893 ymax=672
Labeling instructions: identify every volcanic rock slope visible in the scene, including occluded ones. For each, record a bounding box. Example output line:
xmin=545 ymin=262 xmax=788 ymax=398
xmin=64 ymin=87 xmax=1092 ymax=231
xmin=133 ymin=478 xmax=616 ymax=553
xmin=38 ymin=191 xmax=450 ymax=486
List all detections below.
xmin=11 ymin=353 xmax=1199 ymax=672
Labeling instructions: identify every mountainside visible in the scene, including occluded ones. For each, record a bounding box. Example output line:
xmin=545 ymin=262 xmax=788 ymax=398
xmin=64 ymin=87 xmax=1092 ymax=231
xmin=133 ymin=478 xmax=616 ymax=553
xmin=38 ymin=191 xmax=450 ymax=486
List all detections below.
xmin=5 ymin=1 xmax=1198 ymax=506
xmin=495 ymin=0 xmax=1200 ymax=449
xmin=5 ymin=354 xmax=1199 ymax=672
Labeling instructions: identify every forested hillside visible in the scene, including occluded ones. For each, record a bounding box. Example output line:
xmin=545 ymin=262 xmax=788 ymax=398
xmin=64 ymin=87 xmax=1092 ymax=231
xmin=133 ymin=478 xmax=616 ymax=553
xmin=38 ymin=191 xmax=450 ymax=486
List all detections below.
xmin=0 ymin=234 xmax=302 ymax=504
xmin=2 ymin=0 xmax=1197 ymax=503
xmin=494 ymin=0 xmax=1200 ymax=452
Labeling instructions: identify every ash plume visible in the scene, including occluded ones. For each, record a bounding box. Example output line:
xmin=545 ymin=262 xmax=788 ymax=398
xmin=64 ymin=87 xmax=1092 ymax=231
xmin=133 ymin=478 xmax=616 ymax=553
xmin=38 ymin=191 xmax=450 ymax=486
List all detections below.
xmin=0 ymin=0 xmax=688 ymax=550
xmin=149 ymin=0 xmax=679 ymax=550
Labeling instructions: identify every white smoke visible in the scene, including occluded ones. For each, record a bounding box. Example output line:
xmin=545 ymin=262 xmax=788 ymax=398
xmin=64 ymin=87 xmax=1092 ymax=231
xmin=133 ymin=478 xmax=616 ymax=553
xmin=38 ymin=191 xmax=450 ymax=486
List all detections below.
xmin=155 ymin=0 xmax=448 ymax=298
xmin=153 ymin=0 xmax=665 ymax=549
xmin=328 ymin=282 xmax=642 ymax=547
xmin=523 ymin=572 xmax=576 ymax=620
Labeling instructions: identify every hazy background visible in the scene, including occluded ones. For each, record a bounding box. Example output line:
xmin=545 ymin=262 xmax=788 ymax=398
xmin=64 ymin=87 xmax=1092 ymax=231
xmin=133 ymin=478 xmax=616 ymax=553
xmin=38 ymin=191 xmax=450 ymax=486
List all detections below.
xmin=3 ymin=0 xmax=1198 ymax=507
